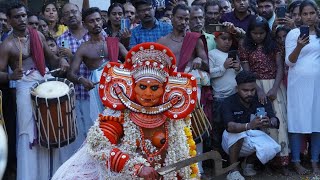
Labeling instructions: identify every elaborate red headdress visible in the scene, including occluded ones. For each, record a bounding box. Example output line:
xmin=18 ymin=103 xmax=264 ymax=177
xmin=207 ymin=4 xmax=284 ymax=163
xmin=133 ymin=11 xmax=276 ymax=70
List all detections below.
xmin=99 ymin=43 xmax=198 ymax=119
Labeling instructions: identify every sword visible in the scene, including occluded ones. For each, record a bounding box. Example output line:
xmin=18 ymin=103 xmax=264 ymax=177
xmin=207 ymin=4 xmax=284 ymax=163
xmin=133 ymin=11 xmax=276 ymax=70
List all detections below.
xmin=157 ymin=150 xmax=239 ymax=176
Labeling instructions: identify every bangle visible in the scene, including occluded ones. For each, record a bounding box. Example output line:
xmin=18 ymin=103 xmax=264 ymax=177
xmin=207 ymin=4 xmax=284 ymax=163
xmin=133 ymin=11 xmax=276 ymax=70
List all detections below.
xmin=133 ymin=164 xmax=143 ymax=177
xmin=245 ymin=123 xmax=249 ymax=131
xmin=77 ymin=76 xmax=84 ymax=82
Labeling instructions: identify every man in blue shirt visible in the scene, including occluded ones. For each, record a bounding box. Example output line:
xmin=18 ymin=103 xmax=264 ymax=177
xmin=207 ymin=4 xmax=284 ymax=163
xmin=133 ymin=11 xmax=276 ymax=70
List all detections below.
xmin=130 ymin=0 xmax=172 ymax=48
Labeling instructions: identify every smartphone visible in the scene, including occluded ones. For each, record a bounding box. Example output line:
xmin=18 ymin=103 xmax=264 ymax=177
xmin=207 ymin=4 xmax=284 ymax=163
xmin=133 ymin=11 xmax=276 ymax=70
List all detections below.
xmin=228 ymin=50 xmax=237 ymax=61
xmin=61 ymin=40 xmax=69 ymax=49
xmin=120 ymin=18 xmax=130 ymax=30
xmin=207 ymin=24 xmax=227 ymax=33
xmin=276 ymin=6 xmax=287 ymax=18
xmin=256 ymin=107 xmax=266 ymax=118
xmin=300 ymin=25 xmax=309 ymax=38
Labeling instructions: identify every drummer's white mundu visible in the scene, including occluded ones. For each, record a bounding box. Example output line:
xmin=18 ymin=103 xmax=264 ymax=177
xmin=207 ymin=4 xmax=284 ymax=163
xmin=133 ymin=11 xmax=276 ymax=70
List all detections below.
xmin=0 ymin=90 xmax=8 ymax=179
xmin=31 ymin=78 xmax=77 ymax=148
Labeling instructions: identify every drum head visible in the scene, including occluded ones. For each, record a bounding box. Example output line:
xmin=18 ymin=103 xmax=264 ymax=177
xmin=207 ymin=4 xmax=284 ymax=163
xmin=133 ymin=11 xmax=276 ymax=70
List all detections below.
xmin=34 ymin=81 xmax=69 ymax=98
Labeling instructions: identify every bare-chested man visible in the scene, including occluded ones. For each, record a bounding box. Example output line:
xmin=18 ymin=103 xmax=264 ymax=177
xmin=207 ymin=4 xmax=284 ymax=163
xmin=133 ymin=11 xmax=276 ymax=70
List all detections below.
xmin=0 ymin=2 xmax=69 ymax=180
xmin=68 ymin=7 xmax=127 ymax=122
xmin=157 ymin=4 xmax=208 ymax=73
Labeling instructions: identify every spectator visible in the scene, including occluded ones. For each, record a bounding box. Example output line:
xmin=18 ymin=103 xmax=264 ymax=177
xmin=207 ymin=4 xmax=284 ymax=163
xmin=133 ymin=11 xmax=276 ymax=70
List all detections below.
xmin=41 ymin=2 xmax=67 ymax=38
xmin=288 ymin=0 xmax=302 ymax=27
xmin=46 ymin=36 xmax=58 ymax=55
xmin=239 ymin=16 xmax=289 ymax=173
xmin=105 ymin=3 xmax=131 ymax=48
xmin=38 ymin=16 xmax=50 ymax=38
xmin=27 ymin=14 xmax=39 ymax=30
xmin=204 ymin=1 xmax=221 ymax=32
xmin=219 ymin=0 xmax=232 ymax=14
xmin=57 ymin=3 xmax=94 ymax=153
xmin=130 ymin=0 xmax=172 ymax=48
xmin=221 ymin=70 xmax=280 ymax=180
xmin=220 ymin=0 xmax=256 ymax=32
xmin=208 ymin=31 xmax=241 ymax=155
xmin=257 ymin=0 xmax=276 ymax=29
xmin=123 ymin=2 xmax=138 ymax=29
xmin=100 ymin=10 xmax=108 ymax=28
xmin=285 ymin=0 xmax=320 ymax=175
xmin=189 ymin=5 xmax=216 ymax=51
xmin=0 ymin=9 xmax=11 ymax=42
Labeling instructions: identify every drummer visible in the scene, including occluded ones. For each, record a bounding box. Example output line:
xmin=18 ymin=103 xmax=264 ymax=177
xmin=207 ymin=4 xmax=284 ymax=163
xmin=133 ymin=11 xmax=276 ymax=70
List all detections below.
xmin=0 ymin=2 xmax=69 ymax=180
xmin=67 ymin=7 xmax=127 ymax=122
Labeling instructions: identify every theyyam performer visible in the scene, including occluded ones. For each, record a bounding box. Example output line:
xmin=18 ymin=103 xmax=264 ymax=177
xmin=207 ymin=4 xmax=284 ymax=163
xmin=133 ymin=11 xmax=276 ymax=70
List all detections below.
xmin=52 ymin=42 xmax=201 ymax=179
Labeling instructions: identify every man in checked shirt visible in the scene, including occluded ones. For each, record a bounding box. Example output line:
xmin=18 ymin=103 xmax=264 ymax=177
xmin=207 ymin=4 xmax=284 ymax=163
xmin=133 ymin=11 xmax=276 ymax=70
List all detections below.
xmin=56 ymin=3 xmax=98 ymax=156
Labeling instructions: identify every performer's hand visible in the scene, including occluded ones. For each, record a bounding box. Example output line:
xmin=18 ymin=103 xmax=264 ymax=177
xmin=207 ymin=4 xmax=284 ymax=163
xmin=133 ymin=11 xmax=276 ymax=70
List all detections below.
xmin=9 ymin=68 xmax=23 ymax=80
xmin=79 ymin=78 xmax=94 ymax=91
xmin=138 ymin=166 xmax=159 ymax=180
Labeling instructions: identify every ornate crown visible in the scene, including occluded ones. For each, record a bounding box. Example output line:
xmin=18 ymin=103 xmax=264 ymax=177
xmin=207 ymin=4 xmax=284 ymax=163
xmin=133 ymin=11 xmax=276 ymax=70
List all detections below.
xmin=124 ymin=43 xmax=177 ymax=82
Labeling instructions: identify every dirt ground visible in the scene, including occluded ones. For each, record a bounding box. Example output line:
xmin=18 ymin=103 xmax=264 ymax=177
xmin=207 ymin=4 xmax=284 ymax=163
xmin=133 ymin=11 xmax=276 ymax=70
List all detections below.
xmin=202 ymin=163 xmax=320 ymax=180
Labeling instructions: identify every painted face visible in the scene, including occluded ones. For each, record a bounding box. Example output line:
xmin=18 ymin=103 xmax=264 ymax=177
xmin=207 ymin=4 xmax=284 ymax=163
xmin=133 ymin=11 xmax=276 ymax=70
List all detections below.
xmin=134 ymin=78 xmax=164 ymax=107
xmin=43 ymin=4 xmax=58 ymax=22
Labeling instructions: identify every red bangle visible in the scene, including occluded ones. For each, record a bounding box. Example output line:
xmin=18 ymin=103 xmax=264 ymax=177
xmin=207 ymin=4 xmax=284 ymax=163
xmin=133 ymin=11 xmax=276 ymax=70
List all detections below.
xmin=109 ymin=148 xmax=130 ymax=172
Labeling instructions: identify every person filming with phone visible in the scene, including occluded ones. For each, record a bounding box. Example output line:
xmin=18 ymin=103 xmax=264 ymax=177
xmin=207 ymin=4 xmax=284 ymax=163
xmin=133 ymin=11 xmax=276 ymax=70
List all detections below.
xmin=221 ymin=71 xmax=280 ymax=180
xmin=285 ymin=0 xmax=320 ymax=175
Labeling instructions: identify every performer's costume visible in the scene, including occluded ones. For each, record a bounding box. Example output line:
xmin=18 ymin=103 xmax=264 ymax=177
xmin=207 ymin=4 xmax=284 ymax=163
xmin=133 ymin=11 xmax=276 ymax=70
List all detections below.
xmin=52 ymin=43 xmax=201 ymax=179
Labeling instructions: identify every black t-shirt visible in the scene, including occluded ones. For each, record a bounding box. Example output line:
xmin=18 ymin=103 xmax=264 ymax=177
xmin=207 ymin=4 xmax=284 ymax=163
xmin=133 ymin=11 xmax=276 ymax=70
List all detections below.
xmin=221 ymin=93 xmax=276 ymax=127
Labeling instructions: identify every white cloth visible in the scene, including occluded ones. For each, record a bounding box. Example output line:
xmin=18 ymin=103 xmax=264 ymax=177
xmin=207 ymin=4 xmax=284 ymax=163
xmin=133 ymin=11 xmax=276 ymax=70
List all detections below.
xmin=285 ymin=28 xmax=320 ymax=133
xmin=89 ymin=68 xmax=104 ymax=122
xmin=16 ymin=70 xmax=80 ymax=180
xmin=208 ymin=49 xmax=240 ymax=98
xmin=221 ymin=130 xmax=281 ymax=164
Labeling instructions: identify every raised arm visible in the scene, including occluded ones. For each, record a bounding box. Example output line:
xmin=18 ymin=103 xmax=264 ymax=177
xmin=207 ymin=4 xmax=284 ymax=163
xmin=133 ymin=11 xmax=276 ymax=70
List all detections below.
xmin=67 ymin=44 xmax=94 ymax=90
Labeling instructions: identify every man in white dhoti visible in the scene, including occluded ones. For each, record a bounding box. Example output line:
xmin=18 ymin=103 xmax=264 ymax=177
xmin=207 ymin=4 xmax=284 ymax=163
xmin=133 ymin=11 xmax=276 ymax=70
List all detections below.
xmin=0 ymin=2 xmax=69 ymax=180
xmin=220 ymin=71 xmax=281 ymax=180
xmin=67 ymin=7 xmax=127 ymax=121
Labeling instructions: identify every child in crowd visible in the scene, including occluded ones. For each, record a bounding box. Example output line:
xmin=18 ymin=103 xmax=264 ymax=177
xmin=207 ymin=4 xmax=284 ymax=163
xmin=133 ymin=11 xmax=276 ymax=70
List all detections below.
xmin=239 ymin=16 xmax=289 ymax=175
xmin=208 ymin=31 xmax=242 ymax=155
xmin=46 ymin=37 xmax=58 ymax=56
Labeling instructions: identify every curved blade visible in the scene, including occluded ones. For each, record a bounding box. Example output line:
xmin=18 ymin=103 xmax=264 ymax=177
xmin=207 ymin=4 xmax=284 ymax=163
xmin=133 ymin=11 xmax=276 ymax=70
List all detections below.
xmin=157 ymin=150 xmax=239 ymax=176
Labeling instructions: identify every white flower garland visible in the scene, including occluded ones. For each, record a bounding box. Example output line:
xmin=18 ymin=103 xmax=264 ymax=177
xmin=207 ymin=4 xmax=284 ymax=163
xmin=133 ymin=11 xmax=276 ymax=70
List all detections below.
xmin=86 ymin=109 xmax=197 ymax=179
